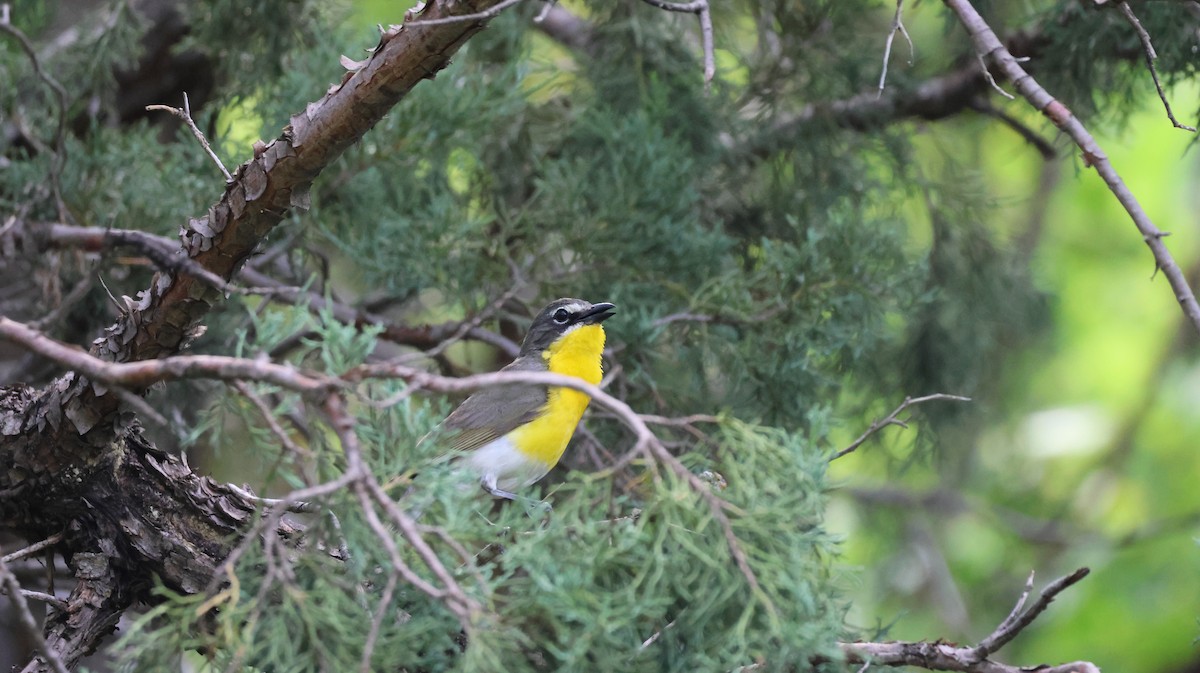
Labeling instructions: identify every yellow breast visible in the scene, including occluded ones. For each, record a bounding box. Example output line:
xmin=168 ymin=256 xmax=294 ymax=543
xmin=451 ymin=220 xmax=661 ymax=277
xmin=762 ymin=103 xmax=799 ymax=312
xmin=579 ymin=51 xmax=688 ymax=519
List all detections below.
xmin=508 ymin=324 xmax=606 ymax=467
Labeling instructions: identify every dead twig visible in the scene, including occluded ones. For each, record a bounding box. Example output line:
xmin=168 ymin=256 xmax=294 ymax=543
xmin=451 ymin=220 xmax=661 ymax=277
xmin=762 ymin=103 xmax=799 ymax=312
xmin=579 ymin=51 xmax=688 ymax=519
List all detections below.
xmin=146 ymin=93 xmax=234 ymax=180
xmin=968 ymin=568 xmax=1090 ymax=660
xmin=1115 ymin=1 xmax=1196 ymax=132
xmin=878 ymin=0 xmax=915 ymax=97
xmin=842 ymin=568 xmax=1094 ymax=673
xmin=0 ymin=553 xmax=70 ymax=673
xmin=2 ymin=532 xmax=64 ymax=564
xmin=944 ymin=0 xmax=1200 ymax=337
xmin=404 ymin=0 xmax=524 ymax=26
xmin=833 ymin=394 xmax=971 ymax=460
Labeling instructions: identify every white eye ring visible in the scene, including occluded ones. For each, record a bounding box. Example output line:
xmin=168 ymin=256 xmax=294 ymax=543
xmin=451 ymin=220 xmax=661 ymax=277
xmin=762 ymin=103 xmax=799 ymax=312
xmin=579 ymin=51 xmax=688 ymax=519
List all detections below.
xmin=553 ymin=308 xmax=571 ymax=324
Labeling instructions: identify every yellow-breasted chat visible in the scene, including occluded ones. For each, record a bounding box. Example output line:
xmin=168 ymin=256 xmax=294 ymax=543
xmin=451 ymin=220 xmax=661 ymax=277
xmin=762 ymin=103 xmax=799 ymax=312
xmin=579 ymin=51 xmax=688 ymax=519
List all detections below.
xmin=437 ymin=298 xmax=615 ymax=500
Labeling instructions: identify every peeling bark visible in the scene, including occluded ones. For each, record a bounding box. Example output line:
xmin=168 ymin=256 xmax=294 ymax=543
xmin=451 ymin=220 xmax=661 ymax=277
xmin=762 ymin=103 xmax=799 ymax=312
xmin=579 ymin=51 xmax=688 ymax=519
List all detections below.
xmin=0 ymin=2 xmax=508 ymax=669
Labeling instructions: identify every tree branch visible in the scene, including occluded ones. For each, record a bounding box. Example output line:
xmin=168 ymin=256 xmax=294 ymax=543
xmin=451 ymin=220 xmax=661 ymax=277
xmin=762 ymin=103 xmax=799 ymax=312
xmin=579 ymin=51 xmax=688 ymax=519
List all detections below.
xmin=942 ymin=0 xmax=1200 ymax=337
xmin=9 ymin=219 xmax=521 ymax=358
xmin=833 ymin=394 xmax=972 ymax=460
xmin=841 ymin=568 xmax=1094 ymax=673
xmin=1 ymin=315 xmax=768 ymax=612
xmin=145 ymin=92 xmax=234 ymax=180
xmin=0 ymin=4 xmax=518 ymax=667
xmin=1115 ymin=0 xmax=1196 ymax=132
xmin=0 ymin=554 xmax=70 ymax=673
xmin=72 ymin=0 xmax=513 ymax=424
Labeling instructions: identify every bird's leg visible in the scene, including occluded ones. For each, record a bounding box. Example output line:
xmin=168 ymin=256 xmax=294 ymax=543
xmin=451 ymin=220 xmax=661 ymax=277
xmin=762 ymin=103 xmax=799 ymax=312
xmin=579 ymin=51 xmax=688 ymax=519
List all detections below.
xmin=480 ymin=474 xmax=520 ymax=501
xmin=479 ymin=475 xmax=553 ymax=519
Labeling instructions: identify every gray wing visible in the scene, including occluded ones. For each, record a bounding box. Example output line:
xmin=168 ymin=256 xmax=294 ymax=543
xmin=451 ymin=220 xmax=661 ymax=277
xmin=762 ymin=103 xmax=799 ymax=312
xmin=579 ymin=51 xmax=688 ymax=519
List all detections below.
xmin=439 ymin=358 xmax=547 ymax=453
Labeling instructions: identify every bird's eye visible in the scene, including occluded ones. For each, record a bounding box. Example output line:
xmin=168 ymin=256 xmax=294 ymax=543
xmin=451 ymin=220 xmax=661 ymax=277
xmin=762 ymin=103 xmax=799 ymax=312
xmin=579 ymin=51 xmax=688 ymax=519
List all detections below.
xmin=552 ymin=308 xmax=571 ymax=324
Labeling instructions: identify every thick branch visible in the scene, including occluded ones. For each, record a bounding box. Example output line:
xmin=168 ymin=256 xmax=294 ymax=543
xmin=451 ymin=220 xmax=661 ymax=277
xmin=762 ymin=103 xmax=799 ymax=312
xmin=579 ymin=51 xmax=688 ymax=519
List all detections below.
xmin=76 ymin=0 xmax=511 ymax=421
xmin=0 ymin=3 xmax=515 ymax=668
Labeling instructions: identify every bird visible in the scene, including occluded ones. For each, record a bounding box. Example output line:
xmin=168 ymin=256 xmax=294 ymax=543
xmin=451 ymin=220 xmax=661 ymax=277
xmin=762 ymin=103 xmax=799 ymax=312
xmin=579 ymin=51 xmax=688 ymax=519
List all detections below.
xmin=437 ymin=298 xmax=615 ymax=500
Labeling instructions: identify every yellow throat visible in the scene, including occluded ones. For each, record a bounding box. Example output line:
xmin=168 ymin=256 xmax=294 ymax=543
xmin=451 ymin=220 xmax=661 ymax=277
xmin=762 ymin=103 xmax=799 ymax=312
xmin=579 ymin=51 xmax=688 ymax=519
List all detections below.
xmin=508 ymin=323 xmax=606 ymax=467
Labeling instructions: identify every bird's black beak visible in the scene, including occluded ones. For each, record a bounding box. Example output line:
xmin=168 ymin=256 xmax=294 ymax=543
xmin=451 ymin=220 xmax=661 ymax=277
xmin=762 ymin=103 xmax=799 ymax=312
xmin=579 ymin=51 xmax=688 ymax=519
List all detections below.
xmin=578 ymin=302 xmax=616 ymax=324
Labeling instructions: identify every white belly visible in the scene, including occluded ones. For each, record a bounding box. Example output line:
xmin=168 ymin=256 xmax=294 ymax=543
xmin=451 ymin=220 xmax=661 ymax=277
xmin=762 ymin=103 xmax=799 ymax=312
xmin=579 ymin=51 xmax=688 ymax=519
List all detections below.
xmin=459 ymin=435 xmax=551 ymax=493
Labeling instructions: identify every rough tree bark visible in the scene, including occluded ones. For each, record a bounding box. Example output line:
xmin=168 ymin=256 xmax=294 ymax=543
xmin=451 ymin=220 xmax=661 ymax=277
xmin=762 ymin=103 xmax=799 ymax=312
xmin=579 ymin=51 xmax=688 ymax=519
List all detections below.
xmin=0 ymin=1 xmax=508 ymax=670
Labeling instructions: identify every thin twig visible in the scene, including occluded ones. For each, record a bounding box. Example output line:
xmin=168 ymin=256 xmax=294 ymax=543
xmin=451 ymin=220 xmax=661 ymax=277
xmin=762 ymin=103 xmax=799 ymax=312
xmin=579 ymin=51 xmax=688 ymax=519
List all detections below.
xmin=146 ymin=93 xmax=234 ymax=180
xmin=943 ymin=0 xmax=1200 ymax=336
xmin=323 ymin=394 xmax=481 ymax=628
xmin=534 ymin=0 xmax=557 ymax=23
xmin=399 ymin=283 xmax=525 ymax=364
xmin=637 ymin=0 xmax=716 ymax=88
xmin=404 ymin=0 xmax=525 ymax=26
xmin=222 ymin=483 xmax=320 ymax=514
xmin=968 ymin=568 xmax=1090 ymax=660
xmin=969 ymin=98 xmax=1057 ymax=160
xmin=976 ymin=53 xmax=1014 ymax=99
xmin=1116 ymin=1 xmax=1196 ymax=132
xmin=833 ymin=394 xmax=972 ymax=460
xmin=0 ymin=3 xmax=71 ymax=222
xmin=639 ymin=413 xmax=722 ymax=426
xmin=878 ymin=0 xmax=915 ymax=97
xmin=9 ymin=589 xmax=69 ymax=611
xmin=0 ymin=316 xmax=335 ymax=394
xmin=359 ymin=570 xmax=400 ymax=673
xmin=203 ymin=469 xmax=363 ymax=597
xmin=2 ymin=532 xmax=64 ymax=563
xmin=0 ymin=553 xmax=71 ymax=673
xmin=232 ymin=380 xmax=318 ymax=481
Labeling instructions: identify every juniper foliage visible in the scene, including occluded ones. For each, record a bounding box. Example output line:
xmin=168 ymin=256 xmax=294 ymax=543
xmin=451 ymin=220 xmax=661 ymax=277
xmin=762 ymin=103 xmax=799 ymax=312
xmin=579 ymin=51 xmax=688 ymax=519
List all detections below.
xmin=1 ymin=0 xmax=1194 ymax=670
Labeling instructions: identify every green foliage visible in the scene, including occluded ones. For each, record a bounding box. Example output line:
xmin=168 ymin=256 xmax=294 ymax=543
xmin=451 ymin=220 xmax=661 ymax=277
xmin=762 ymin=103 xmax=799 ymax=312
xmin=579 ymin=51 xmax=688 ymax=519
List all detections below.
xmin=117 ymin=398 xmax=847 ymax=671
xmin=5 ymin=0 xmax=1199 ymax=671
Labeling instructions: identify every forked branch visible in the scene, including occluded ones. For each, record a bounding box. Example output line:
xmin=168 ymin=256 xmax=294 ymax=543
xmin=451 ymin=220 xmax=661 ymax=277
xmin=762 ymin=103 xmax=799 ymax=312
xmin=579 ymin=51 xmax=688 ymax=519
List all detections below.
xmin=842 ymin=568 xmax=1094 ymax=673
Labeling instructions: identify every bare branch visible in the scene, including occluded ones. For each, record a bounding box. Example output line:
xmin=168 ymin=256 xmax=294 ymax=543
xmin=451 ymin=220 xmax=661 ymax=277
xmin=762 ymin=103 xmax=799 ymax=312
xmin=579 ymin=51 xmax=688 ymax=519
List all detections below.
xmin=842 ymin=568 xmax=1094 ymax=673
xmin=145 ymin=93 xmax=234 ymax=180
xmin=0 ymin=304 xmax=771 ymax=609
xmin=0 ymin=316 xmax=334 ymax=394
xmin=969 ymin=98 xmax=1057 ymax=160
xmin=0 ymin=554 xmax=70 ymax=673
xmin=976 ymin=53 xmax=1015 ymax=100
xmin=878 ymin=0 xmax=915 ymax=97
xmin=833 ymin=394 xmax=972 ymax=460
xmin=403 ymin=0 xmax=525 ymax=26
xmin=231 ymin=381 xmax=318 ymax=483
xmin=320 ymin=393 xmax=482 ymax=628
xmin=969 ymin=568 xmax=1090 ymax=659
xmin=351 ymin=363 xmax=769 ymax=606
xmin=2 ymin=532 xmax=64 ymax=564
xmin=943 ymin=0 xmax=1200 ymax=337
xmin=359 ymin=570 xmax=400 ymax=673
xmin=1115 ymin=1 xmax=1196 ymax=132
